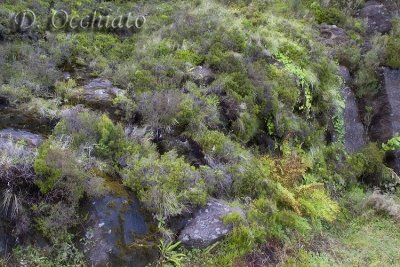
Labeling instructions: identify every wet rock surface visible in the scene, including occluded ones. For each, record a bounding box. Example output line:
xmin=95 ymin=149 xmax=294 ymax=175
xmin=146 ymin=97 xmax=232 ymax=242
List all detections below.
xmin=370 ymin=68 xmax=400 ymax=142
xmin=178 ymin=199 xmax=242 ymax=249
xmin=83 ymin=179 xmax=157 ymax=267
xmin=382 ymin=68 xmax=400 ymax=136
xmin=0 ymin=128 xmax=43 ymax=147
xmin=342 ymin=87 xmax=367 ymax=152
xmin=359 ymin=2 xmax=392 ymax=34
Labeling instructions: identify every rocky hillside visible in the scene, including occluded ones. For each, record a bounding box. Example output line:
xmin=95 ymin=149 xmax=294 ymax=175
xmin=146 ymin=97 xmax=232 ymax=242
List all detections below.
xmin=0 ymin=0 xmax=400 ymax=266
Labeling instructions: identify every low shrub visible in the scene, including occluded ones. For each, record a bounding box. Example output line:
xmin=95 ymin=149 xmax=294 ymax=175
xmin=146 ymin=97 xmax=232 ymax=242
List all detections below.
xmin=123 ymin=150 xmax=208 ymax=219
xmin=34 ymin=139 xmax=84 ymax=199
xmin=386 ymin=35 xmax=400 ymax=68
xmin=95 ymin=114 xmax=125 ymax=160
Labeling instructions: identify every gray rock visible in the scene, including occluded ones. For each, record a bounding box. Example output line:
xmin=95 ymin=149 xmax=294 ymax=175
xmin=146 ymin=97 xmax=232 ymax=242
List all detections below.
xmin=319 ymin=24 xmax=348 ymax=47
xmin=178 ymin=199 xmax=243 ymax=249
xmin=383 ymin=68 xmax=400 ymax=136
xmin=369 ymin=68 xmax=400 ymax=142
xmin=359 ymin=2 xmax=392 ymax=34
xmin=339 ymin=66 xmax=352 ymax=86
xmin=82 ymin=78 xmax=125 ymax=107
xmin=190 ymin=66 xmax=215 ymax=86
xmin=83 ymin=181 xmax=157 ymax=267
xmin=0 ymin=129 xmax=43 ymax=147
xmin=342 ymin=87 xmax=367 ymax=152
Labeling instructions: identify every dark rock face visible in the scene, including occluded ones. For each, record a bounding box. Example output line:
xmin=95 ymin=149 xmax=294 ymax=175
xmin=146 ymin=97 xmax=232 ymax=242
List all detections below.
xmin=386 ymin=150 xmax=400 ymax=175
xmin=83 ymin=180 xmax=157 ymax=267
xmin=342 ymin=87 xmax=367 ymax=152
xmin=0 ymin=108 xmax=55 ymax=135
xmin=0 ymin=96 xmax=9 ymax=108
xmin=370 ymin=68 xmax=400 ymax=142
xmin=178 ymin=199 xmax=242 ymax=249
xmin=382 ymin=68 xmax=400 ymax=136
xmin=0 ymin=129 xmax=43 ymax=147
xmin=319 ymin=24 xmax=348 ymax=47
xmin=359 ymin=2 xmax=392 ymax=34
xmin=339 ymin=66 xmax=352 ymax=86
xmin=81 ymin=78 xmax=125 ymax=108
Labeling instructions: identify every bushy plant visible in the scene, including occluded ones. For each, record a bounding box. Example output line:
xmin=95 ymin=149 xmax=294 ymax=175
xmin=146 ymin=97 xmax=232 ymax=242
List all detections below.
xmin=310 ymin=2 xmax=346 ymax=25
xmin=123 ymin=150 xmax=207 ymax=219
xmin=95 ymin=114 xmax=125 ymax=159
xmin=34 ymin=139 xmax=83 ymax=198
xmin=386 ymin=35 xmax=400 ymax=69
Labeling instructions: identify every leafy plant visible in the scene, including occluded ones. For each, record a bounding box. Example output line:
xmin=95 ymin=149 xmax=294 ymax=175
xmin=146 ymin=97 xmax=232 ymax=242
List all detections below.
xmin=158 ymin=240 xmax=186 ymax=267
xmin=382 ymin=135 xmax=400 ymax=152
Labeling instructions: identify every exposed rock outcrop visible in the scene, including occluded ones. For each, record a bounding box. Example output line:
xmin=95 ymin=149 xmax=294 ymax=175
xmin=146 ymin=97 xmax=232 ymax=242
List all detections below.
xmin=83 ymin=179 xmax=157 ymax=267
xmin=370 ymin=68 xmax=400 ymax=142
xmin=0 ymin=128 xmax=43 ymax=147
xmin=178 ymin=199 xmax=243 ymax=249
xmin=359 ymin=2 xmax=392 ymax=34
xmin=338 ymin=66 xmax=367 ymax=152
xmin=83 ymin=78 xmax=125 ymax=107
xmin=319 ymin=24 xmax=348 ymax=47
xmin=342 ymin=87 xmax=367 ymax=152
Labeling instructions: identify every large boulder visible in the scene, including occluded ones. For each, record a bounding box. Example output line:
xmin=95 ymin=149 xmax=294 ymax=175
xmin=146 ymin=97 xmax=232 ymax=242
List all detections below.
xmin=319 ymin=24 xmax=348 ymax=47
xmin=69 ymin=78 xmax=126 ymax=112
xmin=82 ymin=78 xmax=125 ymax=106
xmin=359 ymin=2 xmax=392 ymax=34
xmin=83 ymin=179 xmax=157 ymax=267
xmin=0 ymin=128 xmax=43 ymax=147
xmin=178 ymin=199 xmax=243 ymax=249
